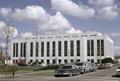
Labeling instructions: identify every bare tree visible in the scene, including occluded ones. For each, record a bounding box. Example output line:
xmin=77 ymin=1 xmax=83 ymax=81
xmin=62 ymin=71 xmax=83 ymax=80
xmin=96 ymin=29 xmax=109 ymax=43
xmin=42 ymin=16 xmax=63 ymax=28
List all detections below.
xmin=2 ymin=25 xmax=17 ymax=78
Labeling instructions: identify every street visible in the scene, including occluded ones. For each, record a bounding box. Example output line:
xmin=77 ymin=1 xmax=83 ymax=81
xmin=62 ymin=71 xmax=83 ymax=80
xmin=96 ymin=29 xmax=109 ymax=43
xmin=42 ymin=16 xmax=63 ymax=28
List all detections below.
xmin=0 ymin=67 xmax=120 ymax=81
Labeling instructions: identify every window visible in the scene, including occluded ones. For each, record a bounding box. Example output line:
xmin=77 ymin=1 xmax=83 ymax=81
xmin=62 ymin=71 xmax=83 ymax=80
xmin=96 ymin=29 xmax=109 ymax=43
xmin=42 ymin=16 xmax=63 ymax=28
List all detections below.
xmin=52 ymin=41 xmax=56 ymax=57
xmin=47 ymin=42 xmax=50 ymax=57
xmin=53 ymin=59 xmax=56 ymax=64
xmin=58 ymin=41 xmax=61 ymax=56
xmin=30 ymin=42 xmax=33 ymax=57
xmin=58 ymin=59 xmax=61 ymax=64
xmin=87 ymin=40 xmax=90 ymax=56
xmin=70 ymin=41 xmax=74 ymax=56
xmin=36 ymin=42 xmax=39 ymax=57
xmin=87 ymin=59 xmax=90 ymax=62
xmin=41 ymin=42 xmax=44 ymax=57
xmin=76 ymin=59 xmax=80 ymax=62
xmin=64 ymin=41 xmax=68 ymax=56
xmin=47 ymin=59 xmax=50 ymax=64
xmin=13 ymin=43 xmax=15 ymax=57
xmin=20 ymin=43 xmax=23 ymax=57
xmin=41 ymin=60 xmax=44 ymax=63
xmin=77 ymin=40 xmax=80 ymax=56
xmin=70 ymin=59 xmax=74 ymax=63
xmin=101 ymin=40 xmax=104 ymax=56
xmin=23 ymin=43 xmax=26 ymax=57
xmin=97 ymin=40 xmax=100 ymax=56
xmin=64 ymin=59 xmax=67 ymax=64
xmin=16 ymin=43 xmax=18 ymax=57
xmin=91 ymin=59 xmax=94 ymax=63
xmin=91 ymin=40 xmax=94 ymax=56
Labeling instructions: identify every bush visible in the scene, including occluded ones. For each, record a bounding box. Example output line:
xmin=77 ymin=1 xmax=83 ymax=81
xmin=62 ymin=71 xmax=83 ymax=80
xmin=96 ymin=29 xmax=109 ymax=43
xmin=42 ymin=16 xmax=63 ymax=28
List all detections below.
xmin=101 ymin=57 xmax=114 ymax=64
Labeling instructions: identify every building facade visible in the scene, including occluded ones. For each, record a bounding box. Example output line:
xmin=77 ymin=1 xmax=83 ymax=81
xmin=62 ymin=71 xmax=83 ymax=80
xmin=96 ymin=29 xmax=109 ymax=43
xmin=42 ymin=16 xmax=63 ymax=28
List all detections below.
xmin=10 ymin=32 xmax=114 ymax=65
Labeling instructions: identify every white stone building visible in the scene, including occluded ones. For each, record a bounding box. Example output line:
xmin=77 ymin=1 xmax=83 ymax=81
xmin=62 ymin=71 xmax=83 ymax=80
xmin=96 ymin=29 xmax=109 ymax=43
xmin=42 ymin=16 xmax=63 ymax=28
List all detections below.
xmin=10 ymin=32 xmax=114 ymax=65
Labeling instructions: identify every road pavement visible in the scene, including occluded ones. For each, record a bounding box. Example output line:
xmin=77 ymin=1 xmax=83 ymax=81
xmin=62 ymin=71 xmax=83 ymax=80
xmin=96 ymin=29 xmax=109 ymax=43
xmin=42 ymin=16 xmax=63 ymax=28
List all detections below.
xmin=0 ymin=67 xmax=120 ymax=81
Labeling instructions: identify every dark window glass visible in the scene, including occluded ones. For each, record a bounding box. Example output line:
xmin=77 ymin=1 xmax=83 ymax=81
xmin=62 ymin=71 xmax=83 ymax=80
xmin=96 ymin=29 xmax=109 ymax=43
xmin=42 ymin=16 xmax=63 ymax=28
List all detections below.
xmin=13 ymin=43 xmax=15 ymax=57
xmin=97 ymin=40 xmax=100 ymax=56
xmin=16 ymin=43 xmax=18 ymax=57
xmin=101 ymin=40 xmax=104 ymax=56
xmin=52 ymin=41 xmax=55 ymax=57
xmin=70 ymin=41 xmax=74 ymax=56
xmin=47 ymin=59 xmax=50 ymax=64
xmin=30 ymin=42 xmax=33 ymax=57
xmin=91 ymin=59 xmax=94 ymax=63
xmin=91 ymin=40 xmax=94 ymax=56
xmin=58 ymin=59 xmax=61 ymax=64
xmin=41 ymin=42 xmax=44 ymax=57
xmin=20 ymin=43 xmax=23 ymax=57
xmin=47 ymin=42 xmax=50 ymax=57
xmin=36 ymin=42 xmax=39 ymax=57
xmin=23 ymin=43 xmax=26 ymax=57
xmin=77 ymin=40 xmax=80 ymax=56
xmin=64 ymin=59 xmax=67 ymax=64
xmin=87 ymin=40 xmax=90 ymax=56
xmin=64 ymin=41 xmax=68 ymax=56
xmin=58 ymin=41 xmax=61 ymax=56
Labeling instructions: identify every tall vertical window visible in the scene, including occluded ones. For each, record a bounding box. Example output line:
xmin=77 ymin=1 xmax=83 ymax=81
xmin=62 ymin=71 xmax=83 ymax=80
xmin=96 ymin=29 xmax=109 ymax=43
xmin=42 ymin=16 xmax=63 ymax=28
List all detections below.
xmin=41 ymin=42 xmax=44 ymax=57
xmin=36 ymin=42 xmax=39 ymax=57
xmin=13 ymin=43 xmax=15 ymax=57
xmin=58 ymin=41 xmax=61 ymax=56
xmin=47 ymin=42 xmax=50 ymax=57
xmin=23 ymin=43 xmax=26 ymax=57
xmin=64 ymin=41 xmax=68 ymax=56
xmin=101 ymin=40 xmax=104 ymax=56
xmin=97 ymin=40 xmax=100 ymax=56
xmin=87 ymin=40 xmax=90 ymax=56
xmin=20 ymin=43 xmax=23 ymax=57
xmin=30 ymin=42 xmax=33 ymax=57
xmin=91 ymin=40 xmax=94 ymax=56
xmin=16 ymin=43 xmax=18 ymax=57
xmin=77 ymin=40 xmax=80 ymax=56
xmin=70 ymin=41 xmax=74 ymax=56
xmin=52 ymin=41 xmax=55 ymax=57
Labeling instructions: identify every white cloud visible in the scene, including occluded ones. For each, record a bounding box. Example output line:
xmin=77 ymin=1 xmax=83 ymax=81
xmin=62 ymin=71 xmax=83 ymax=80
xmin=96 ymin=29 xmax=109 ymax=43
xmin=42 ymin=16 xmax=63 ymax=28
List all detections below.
xmin=0 ymin=21 xmax=6 ymax=29
xmin=51 ymin=0 xmax=95 ymax=18
xmin=12 ymin=6 xmax=49 ymax=22
xmin=38 ymin=12 xmax=72 ymax=34
xmin=0 ymin=6 xmax=82 ymax=34
xmin=97 ymin=6 xmax=119 ymax=20
xmin=89 ymin=0 xmax=115 ymax=8
xmin=0 ymin=21 xmax=18 ymax=38
xmin=0 ymin=8 xmax=12 ymax=17
xmin=111 ymin=32 xmax=120 ymax=37
xmin=21 ymin=32 xmax=33 ymax=37
xmin=66 ymin=27 xmax=82 ymax=34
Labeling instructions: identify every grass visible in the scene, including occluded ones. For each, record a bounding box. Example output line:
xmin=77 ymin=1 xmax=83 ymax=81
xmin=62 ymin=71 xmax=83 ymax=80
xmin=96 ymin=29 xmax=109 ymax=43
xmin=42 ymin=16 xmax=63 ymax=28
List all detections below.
xmin=0 ymin=65 xmax=55 ymax=76
xmin=32 ymin=70 xmax=54 ymax=76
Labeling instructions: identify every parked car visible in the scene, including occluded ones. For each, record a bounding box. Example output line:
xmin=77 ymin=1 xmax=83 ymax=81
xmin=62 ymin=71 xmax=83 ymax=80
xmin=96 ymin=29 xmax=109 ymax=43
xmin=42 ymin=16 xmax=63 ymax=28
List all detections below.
xmin=75 ymin=62 xmax=91 ymax=73
xmin=115 ymin=66 xmax=120 ymax=76
xmin=98 ymin=63 xmax=113 ymax=69
xmin=90 ymin=63 xmax=98 ymax=72
xmin=54 ymin=64 xmax=79 ymax=77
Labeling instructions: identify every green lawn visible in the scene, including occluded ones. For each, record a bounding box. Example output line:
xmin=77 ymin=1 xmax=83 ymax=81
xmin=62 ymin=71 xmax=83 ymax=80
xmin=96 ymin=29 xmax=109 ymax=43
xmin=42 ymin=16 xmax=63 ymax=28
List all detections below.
xmin=0 ymin=65 xmax=55 ymax=76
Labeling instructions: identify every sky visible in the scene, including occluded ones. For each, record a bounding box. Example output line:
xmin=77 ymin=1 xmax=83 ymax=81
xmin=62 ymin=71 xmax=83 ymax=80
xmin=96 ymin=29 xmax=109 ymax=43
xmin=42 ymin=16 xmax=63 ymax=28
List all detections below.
xmin=0 ymin=0 xmax=120 ymax=55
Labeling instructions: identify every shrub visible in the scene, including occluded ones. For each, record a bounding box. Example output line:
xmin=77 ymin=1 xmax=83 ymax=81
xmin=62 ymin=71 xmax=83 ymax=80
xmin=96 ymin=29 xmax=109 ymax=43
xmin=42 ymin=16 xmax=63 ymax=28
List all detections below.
xmin=101 ymin=57 xmax=114 ymax=64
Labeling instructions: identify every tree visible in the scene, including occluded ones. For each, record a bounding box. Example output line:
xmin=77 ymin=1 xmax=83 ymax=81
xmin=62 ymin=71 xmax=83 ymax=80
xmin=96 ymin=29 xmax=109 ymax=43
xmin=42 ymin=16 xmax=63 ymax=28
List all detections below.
xmin=101 ymin=57 xmax=114 ymax=64
xmin=0 ymin=22 xmax=17 ymax=78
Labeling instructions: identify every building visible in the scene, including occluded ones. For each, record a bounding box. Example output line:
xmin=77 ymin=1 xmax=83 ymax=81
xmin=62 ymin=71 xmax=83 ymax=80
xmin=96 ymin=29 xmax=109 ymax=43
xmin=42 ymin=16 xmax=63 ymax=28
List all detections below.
xmin=10 ymin=32 xmax=114 ymax=65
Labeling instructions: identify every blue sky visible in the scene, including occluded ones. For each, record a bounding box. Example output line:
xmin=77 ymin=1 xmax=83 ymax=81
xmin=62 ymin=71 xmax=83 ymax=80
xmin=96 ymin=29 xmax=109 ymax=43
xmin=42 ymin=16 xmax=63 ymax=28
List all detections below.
xmin=0 ymin=0 xmax=120 ymax=55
